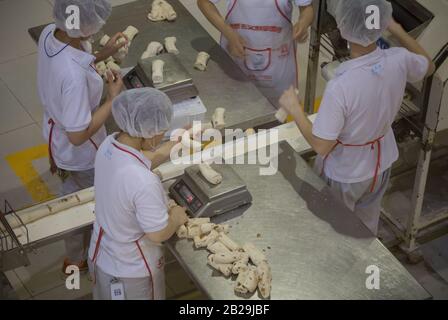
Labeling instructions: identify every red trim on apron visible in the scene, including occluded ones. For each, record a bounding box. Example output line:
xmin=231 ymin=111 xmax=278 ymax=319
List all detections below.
xmin=111 ymin=142 xmax=149 ymax=169
xmin=275 ymin=0 xmax=292 ymax=23
xmin=47 ymin=118 xmax=99 ymax=174
xmin=321 ymin=136 xmax=385 ymax=193
xmin=91 ymin=227 xmax=156 ymax=300
xmin=225 ymin=0 xmax=238 ymax=20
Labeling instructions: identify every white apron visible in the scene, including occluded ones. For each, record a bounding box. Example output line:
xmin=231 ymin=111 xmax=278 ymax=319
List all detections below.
xmin=221 ymin=0 xmax=298 ymax=106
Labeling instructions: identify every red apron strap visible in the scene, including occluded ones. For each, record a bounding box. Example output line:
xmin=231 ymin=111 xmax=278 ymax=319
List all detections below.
xmin=135 ymin=240 xmax=155 ymax=300
xmin=321 ymin=136 xmax=385 ymax=193
xmin=89 ymin=138 xmax=99 ymax=150
xmin=47 ymin=119 xmax=58 ymax=174
xmin=91 ymin=227 xmax=105 ymax=284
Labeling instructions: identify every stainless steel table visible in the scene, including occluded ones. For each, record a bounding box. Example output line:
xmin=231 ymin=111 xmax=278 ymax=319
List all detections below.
xmin=29 ymin=0 xmax=277 ymax=130
xmin=167 ymin=142 xmax=431 ymax=300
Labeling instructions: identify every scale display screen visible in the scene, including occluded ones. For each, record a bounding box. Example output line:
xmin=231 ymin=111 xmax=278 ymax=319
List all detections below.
xmin=128 ymin=73 xmax=145 ymax=88
xmin=173 ymin=181 xmax=203 ymax=213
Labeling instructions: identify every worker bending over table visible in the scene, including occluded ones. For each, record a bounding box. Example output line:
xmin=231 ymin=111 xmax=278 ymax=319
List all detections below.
xmin=197 ymin=0 xmax=314 ymax=108
xmin=37 ymin=0 xmax=128 ymax=275
xmin=279 ymin=0 xmax=435 ymax=235
xmin=88 ymin=88 xmax=188 ymax=300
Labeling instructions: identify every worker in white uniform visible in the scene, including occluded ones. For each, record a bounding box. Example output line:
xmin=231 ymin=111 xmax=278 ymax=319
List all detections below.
xmin=88 ymin=88 xmax=189 ymax=300
xmin=37 ymin=0 xmax=127 ymax=275
xmin=197 ymin=0 xmax=314 ymax=108
xmin=279 ymin=0 xmax=435 ymax=235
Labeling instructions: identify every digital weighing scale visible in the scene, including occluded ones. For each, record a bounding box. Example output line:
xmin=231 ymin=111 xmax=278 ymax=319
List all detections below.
xmin=169 ymin=164 xmax=252 ymax=218
xmin=123 ymin=53 xmax=199 ymax=103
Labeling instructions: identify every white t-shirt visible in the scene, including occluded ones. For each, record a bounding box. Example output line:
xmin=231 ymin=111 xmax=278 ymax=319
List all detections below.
xmin=209 ymin=0 xmax=312 ymax=9
xmin=89 ymin=134 xmax=169 ymax=278
xmin=37 ymin=24 xmax=106 ymax=171
xmin=313 ymin=47 xmax=428 ymax=183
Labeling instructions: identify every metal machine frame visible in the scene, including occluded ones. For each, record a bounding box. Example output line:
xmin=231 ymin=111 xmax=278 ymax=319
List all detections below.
xmin=304 ymin=0 xmax=448 ymax=259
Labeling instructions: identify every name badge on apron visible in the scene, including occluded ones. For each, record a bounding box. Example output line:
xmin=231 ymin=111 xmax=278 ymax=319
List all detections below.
xmin=110 ymin=279 xmax=125 ymax=300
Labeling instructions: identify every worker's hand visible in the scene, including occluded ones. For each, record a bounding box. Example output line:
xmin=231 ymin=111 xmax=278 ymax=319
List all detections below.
xmin=170 ymin=206 xmax=189 ymax=226
xmin=293 ymin=22 xmax=309 ymax=43
xmin=105 ymin=69 xmax=123 ymax=100
xmin=279 ymin=86 xmax=302 ymax=118
xmin=226 ymin=31 xmax=246 ymax=59
xmin=101 ymin=32 xmax=129 ymax=58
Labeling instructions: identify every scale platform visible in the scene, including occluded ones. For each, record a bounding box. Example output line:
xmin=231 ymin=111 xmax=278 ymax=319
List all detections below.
xmin=123 ymin=53 xmax=199 ymax=103
xmin=169 ymin=164 xmax=252 ymax=218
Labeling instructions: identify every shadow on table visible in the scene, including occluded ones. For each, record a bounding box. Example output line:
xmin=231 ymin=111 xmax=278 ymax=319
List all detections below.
xmin=277 ymin=143 xmax=375 ymax=240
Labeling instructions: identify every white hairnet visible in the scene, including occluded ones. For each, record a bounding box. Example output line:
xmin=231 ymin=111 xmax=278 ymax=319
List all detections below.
xmin=112 ymin=88 xmax=173 ymax=139
xmin=53 ymin=0 xmax=112 ymax=38
xmin=328 ymin=0 xmax=393 ymax=47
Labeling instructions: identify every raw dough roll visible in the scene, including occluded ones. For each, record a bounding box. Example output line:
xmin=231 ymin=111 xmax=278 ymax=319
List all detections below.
xmin=207 ymin=241 xmax=231 ymax=254
xmin=212 ymin=251 xmax=242 ymax=264
xmin=193 ymin=230 xmax=219 ymax=248
xmin=243 ymin=243 xmax=267 ymax=266
xmin=232 ymin=253 xmax=249 ymax=275
xmin=152 ymin=59 xmax=165 ymax=84
xmin=141 ymin=41 xmax=164 ymax=59
xmin=176 ymin=225 xmax=188 ymax=238
xmin=95 ymin=61 xmax=107 ymax=77
xmin=207 ymin=255 xmax=233 ymax=277
xmin=164 ymin=36 xmax=179 ymax=55
xmin=188 ymin=218 xmax=210 ymax=226
xmin=199 ymin=163 xmax=222 ymax=185
xmin=106 ymin=61 xmax=121 ymax=73
xmin=212 ymin=108 xmax=226 ymax=129
xmin=200 ymin=223 xmax=215 ymax=235
xmin=214 ymin=224 xmax=229 ymax=234
xmin=275 ymin=108 xmax=288 ymax=123
xmin=161 ymin=0 xmax=177 ymax=21
xmin=148 ymin=0 xmax=176 ymax=22
xmin=257 ymin=261 xmax=272 ymax=298
xmin=234 ymin=266 xmax=259 ymax=294
xmin=194 ymin=51 xmax=210 ymax=71
xmin=218 ymin=234 xmax=240 ymax=251
xmin=123 ymin=25 xmax=139 ymax=42
xmin=99 ymin=34 xmax=110 ymax=47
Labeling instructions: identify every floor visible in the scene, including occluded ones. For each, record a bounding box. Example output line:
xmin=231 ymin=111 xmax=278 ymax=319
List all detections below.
xmin=0 ymin=0 xmax=447 ymax=300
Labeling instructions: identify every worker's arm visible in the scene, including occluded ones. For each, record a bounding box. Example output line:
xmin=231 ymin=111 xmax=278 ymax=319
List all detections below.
xmin=279 ymin=87 xmax=336 ymax=157
xmin=293 ymin=4 xmax=314 ymax=42
xmin=146 ymin=206 xmax=188 ymax=243
xmin=66 ymin=70 xmax=123 ymax=146
xmin=94 ymin=32 xmax=128 ymax=63
xmin=197 ymin=0 xmax=245 ymax=58
xmin=388 ymin=19 xmax=436 ymax=77
xmin=142 ymin=140 xmax=178 ymax=170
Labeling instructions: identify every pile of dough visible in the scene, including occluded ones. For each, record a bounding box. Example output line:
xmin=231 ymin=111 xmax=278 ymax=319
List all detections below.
xmin=194 ymin=51 xmax=210 ymax=71
xmin=172 ymin=196 xmax=272 ymax=298
xmin=164 ymin=37 xmax=179 ymax=55
xmin=141 ymin=41 xmax=164 ymax=59
xmin=148 ymin=0 xmax=177 ymax=22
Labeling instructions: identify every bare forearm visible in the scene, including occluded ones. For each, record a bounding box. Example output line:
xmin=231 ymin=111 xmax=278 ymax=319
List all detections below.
xmin=147 ymin=214 xmax=182 ymax=243
xmin=143 ymin=140 xmax=177 ymax=169
xmin=291 ymin=108 xmax=315 ymax=149
xmin=88 ymin=99 xmax=113 ymax=137
xmin=197 ymin=0 xmax=234 ymax=39
xmin=297 ymin=5 xmax=314 ymax=30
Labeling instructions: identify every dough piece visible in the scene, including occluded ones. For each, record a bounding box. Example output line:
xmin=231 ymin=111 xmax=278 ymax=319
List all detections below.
xmin=99 ymin=34 xmax=110 ymax=47
xmin=186 ymin=224 xmax=201 ymax=239
xmin=160 ymin=0 xmax=177 ymax=21
xmin=207 ymin=241 xmax=231 ymax=254
xmin=200 ymin=223 xmax=215 ymax=235
xmin=167 ymin=199 xmax=178 ymax=209
xmin=114 ymin=45 xmax=128 ymax=62
xmin=141 ymin=41 xmax=164 ymax=59
xmin=194 ymin=51 xmax=210 ymax=71
xmin=275 ymin=108 xmax=288 ymax=123
xmin=105 ymin=56 xmax=115 ymax=64
xmin=199 ymin=163 xmax=222 ymax=185
xmin=193 ymin=230 xmax=219 ymax=248
xmin=218 ymin=234 xmax=240 ymax=251
xmin=152 ymin=59 xmax=165 ymax=84
xmin=147 ymin=0 xmax=166 ymax=22
xmin=212 ymin=251 xmax=242 ymax=264
xmin=95 ymin=61 xmax=107 ymax=77
xmin=243 ymin=243 xmax=267 ymax=266
xmin=123 ymin=25 xmax=139 ymax=42
xmin=234 ymin=266 xmax=259 ymax=294
xmin=188 ymin=218 xmax=211 ymax=226
xmin=232 ymin=253 xmax=249 ymax=275
xmin=176 ymin=225 xmax=188 ymax=238
xmin=164 ymin=36 xmax=179 ymax=55
xmin=106 ymin=61 xmax=121 ymax=73
xmin=212 ymin=108 xmax=226 ymax=129
xmin=207 ymin=255 xmax=232 ymax=277
xmin=257 ymin=261 xmax=272 ymax=298
xmin=214 ymin=224 xmax=229 ymax=234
